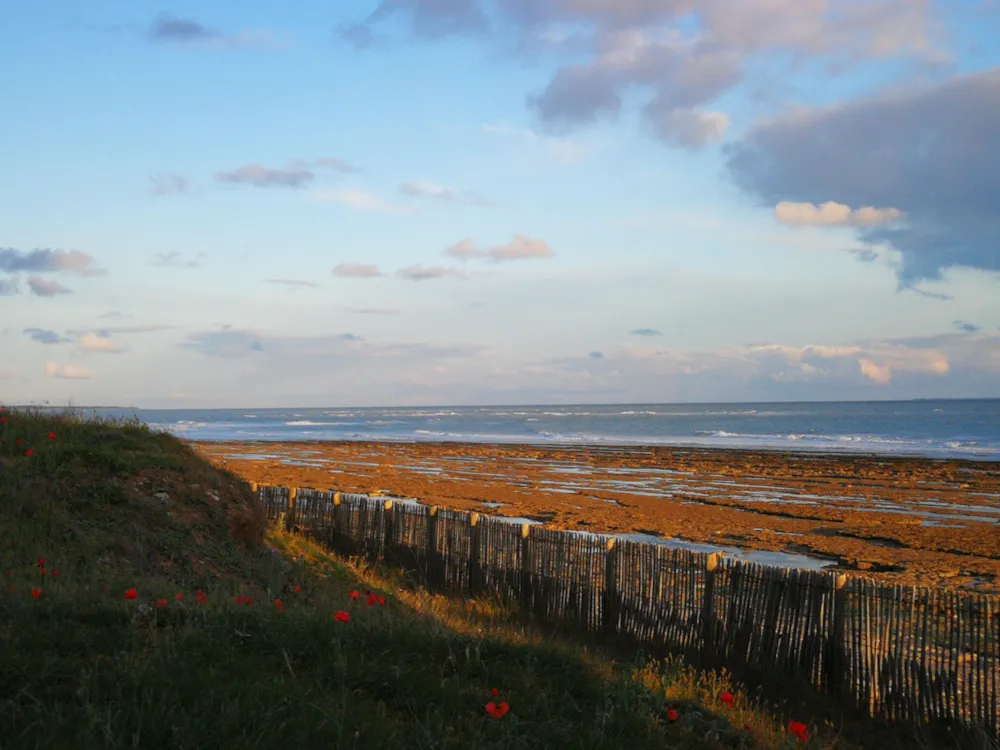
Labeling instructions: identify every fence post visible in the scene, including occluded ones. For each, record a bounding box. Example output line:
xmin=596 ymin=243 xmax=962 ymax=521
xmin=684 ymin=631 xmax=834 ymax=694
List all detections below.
xmin=382 ymin=500 xmax=394 ymax=564
xmin=285 ymin=487 xmax=298 ymax=531
xmin=425 ymin=506 xmax=439 ymax=586
xmin=518 ymin=524 xmax=532 ymax=610
xmin=248 ymin=480 xmax=258 ymax=495
xmin=603 ymin=538 xmax=618 ymax=636
xmin=831 ymin=573 xmax=849 ymax=695
xmin=701 ymin=553 xmax=721 ymax=667
xmin=468 ymin=513 xmax=482 ymax=596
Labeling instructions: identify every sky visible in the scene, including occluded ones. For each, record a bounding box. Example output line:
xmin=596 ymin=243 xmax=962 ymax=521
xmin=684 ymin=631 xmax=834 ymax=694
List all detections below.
xmin=1 ymin=0 xmax=999 ymax=408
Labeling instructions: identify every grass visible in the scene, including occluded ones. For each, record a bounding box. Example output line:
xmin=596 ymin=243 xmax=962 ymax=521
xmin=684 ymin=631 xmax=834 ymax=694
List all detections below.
xmin=0 ymin=406 xmax=990 ymax=749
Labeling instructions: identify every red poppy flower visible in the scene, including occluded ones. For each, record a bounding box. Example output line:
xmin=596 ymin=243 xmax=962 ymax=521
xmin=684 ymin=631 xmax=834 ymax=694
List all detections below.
xmin=234 ymin=596 xmax=243 ymax=604
xmin=334 ymin=610 xmax=350 ymax=623
xmin=3 ymin=570 xmax=10 ymax=577
xmin=0 ymin=417 xmax=6 ymax=423
xmin=666 ymin=709 xmax=678 ymax=722
xmin=274 ymin=599 xmax=284 ymax=611
xmin=156 ymin=599 xmax=168 ymax=608
xmin=195 ymin=589 xmax=204 ymax=597
xmin=377 ymin=596 xmax=385 ymax=606
xmin=25 ymin=449 xmax=33 ymax=457
xmin=15 ymin=438 xmax=21 ymax=445
xmin=48 ymin=432 xmax=56 ymax=440
xmin=52 ymin=570 xmax=59 ymax=577
xmin=196 ymin=594 xmax=207 ymax=604
xmin=293 ymin=586 xmax=301 ymax=594
xmin=124 ymin=588 xmax=137 ymax=600
xmin=490 ymin=688 xmax=499 ymax=697
xmin=175 ymin=593 xmax=184 ymax=601
xmin=350 ymin=590 xmax=361 ymax=600
xmin=367 ymin=593 xmax=377 ymax=606
xmin=40 ymin=568 xmax=47 ymax=576
xmin=36 ymin=558 xmax=45 ymax=567
xmin=244 ymin=597 xmax=254 ymax=605
xmin=30 ymin=588 xmax=42 ymax=601
xmin=788 ymin=721 xmax=808 ymax=742
xmin=720 ymin=692 xmax=734 ymax=708
xmin=485 ymin=702 xmax=510 ymax=719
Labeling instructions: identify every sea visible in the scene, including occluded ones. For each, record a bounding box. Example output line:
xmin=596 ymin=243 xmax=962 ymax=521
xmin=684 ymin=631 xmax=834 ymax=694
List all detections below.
xmin=74 ymin=399 xmax=1000 ymax=461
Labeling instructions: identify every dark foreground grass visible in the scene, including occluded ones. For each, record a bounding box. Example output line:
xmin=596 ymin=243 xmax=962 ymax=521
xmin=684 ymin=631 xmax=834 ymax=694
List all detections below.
xmin=0 ymin=406 xmax=989 ymax=749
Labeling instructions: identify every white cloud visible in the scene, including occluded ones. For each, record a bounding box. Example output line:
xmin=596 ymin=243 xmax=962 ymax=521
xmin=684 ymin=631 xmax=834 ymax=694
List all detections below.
xmin=443 ymin=234 xmax=555 ymax=262
xmin=314 ymin=188 xmax=412 ymax=214
xmin=482 ymin=122 xmax=588 ymax=165
xmin=858 ymin=358 xmax=892 ymax=384
xmin=78 ymin=333 xmax=125 ymax=353
xmin=45 ymin=361 xmax=94 ymax=380
xmin=332 ymin=262 xmax=383 ymax=278
xmin=775 ymin=201 xmax=906 ymax=228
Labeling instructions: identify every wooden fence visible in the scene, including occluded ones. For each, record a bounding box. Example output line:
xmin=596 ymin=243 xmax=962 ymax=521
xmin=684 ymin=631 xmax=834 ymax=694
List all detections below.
xmin=254 ymin=482 xmax=1000 ymax=741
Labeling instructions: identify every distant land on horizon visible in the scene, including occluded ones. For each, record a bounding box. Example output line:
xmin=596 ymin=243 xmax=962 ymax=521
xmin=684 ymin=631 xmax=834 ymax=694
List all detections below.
xmin=8 ymin=396 xmax=1000 ymax=412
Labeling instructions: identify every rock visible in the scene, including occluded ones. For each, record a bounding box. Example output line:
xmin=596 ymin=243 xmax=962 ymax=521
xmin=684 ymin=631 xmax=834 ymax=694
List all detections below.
xmin=154 ymin=492 xmax=170 ymax=502
xmin=856 ymin=561 xmax=873 ymax=571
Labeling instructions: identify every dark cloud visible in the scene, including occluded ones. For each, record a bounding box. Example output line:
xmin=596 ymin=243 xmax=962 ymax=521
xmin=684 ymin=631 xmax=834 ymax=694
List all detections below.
xmin=527 ymin=65 xmax=622 ymax=130
xmin=339 ymin=22 xmax=378 ymax=49
xmin=630 ymin=328 xmax=662 ymax=337
xmin=180 ymin=328 xmax=482 ymax=361
xmin=149 ymin=14 xmax=219 ymax=43
xmin=67 ymin=324 xmax=175 ymax=336
xmin=314 ymin=157 xmax=358 ymax=173
xmin=347 ymin=1 xmax=945 ymax=151
xmin=0 ymin=277 xmax=18 ymax=296
xmin=24 ymin=328 xmax=71 ymax=344
xmin=149 ymin=173 xmax=192 ymax=196
xmin=848 ymin=248 xmax=879 ymax=263
xmin=726 ymin=68 xmax=1000 ymax=285
xmin=362 ymin=0 xmax=490 ymax=40
xmin=347 ymin=306 xmax=401 ymax=315
xmin=0 ymin=248 xmax=102 ymax=276
xmin=909 ymin=287 xmax=953 ymax=301
xmin=588 ymin=351 xmax=604 ymax=359
xmin=954 ymin=320 xmax=982 ymax=333
xmin=215 ymin=158 xmax=356 ymax=189
xmin=27 ymin=276 xmax=72 ymax=297
xmin=180 ymin=330 xmax=267 ymax=358
xmin=396 ymin=264 xmax=463 ymax=280
xmin=150 ymin=251 xmax=205 ymax=268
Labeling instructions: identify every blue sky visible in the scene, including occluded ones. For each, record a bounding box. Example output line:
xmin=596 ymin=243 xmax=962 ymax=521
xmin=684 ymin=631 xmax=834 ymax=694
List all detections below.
xmin=2 ymin=0 xmax=999 ymax=407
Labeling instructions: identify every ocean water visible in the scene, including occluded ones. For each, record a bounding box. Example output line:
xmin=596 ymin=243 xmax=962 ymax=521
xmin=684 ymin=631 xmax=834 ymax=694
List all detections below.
xmin=75 ymin=399 xmax=1000 ymax=460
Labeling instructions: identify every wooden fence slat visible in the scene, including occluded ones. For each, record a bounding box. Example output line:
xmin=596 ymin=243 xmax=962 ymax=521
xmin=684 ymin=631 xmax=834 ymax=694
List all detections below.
xmin=254 ymin=482 xmax=1000 ymax=741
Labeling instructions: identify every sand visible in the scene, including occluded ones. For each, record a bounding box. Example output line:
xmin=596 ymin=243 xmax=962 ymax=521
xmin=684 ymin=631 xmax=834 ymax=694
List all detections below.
xmin=191 ymin=440 xmax=1000 ymax=593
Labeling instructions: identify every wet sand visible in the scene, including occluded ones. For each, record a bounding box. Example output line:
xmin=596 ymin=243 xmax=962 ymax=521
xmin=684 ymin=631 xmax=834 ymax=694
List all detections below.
xmin=191 ymin=441 xmax=1000 ymax=593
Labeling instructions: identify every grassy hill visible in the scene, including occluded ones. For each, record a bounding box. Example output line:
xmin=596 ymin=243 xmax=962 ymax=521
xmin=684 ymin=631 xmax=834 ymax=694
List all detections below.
xmin=0 ymin=406 xmax=957 ymax=749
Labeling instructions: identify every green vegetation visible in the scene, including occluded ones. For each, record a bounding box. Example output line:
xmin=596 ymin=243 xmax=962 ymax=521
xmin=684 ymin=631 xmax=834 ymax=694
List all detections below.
xmin=0 ymin=406 xmax=973 ymax=749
